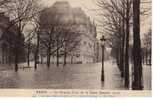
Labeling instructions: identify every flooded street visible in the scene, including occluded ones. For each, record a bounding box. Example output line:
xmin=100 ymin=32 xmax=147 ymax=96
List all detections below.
xmin=0 ymin=60 xmax=151 ymax=90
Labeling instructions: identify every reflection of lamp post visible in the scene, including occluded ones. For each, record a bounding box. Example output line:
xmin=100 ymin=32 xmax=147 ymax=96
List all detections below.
xmin=100 ymin=35 xmax=106 ymax=81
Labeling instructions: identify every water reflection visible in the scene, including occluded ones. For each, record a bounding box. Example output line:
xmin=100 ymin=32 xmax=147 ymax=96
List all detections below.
xmin=0 ymin=61 xmax=151 ymax=90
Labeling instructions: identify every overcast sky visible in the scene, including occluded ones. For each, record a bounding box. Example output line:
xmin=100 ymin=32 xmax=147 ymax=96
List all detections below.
xmin=40 ymin=0 xmax=151 ymax=39
xmin=40 ymin=0 xmax=97 ymax=20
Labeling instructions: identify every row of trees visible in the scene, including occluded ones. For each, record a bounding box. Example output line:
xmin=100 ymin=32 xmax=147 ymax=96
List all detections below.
xmin=96 ymin=0 xmax=151 ymax=90
xmin=142 ymin=29 xmax=151 ymax=65
xmin=97 ymin=0 xmax=133 ymax=88
xmin=30 ymin=4 xmax=81 ymax=69
xmin=0 ymin=0 xmax=40 ymax=71
xmin=0 ymin=0 xmax=81 ymax=71
xmin=33 ymin=7 xmax=81 ymax=69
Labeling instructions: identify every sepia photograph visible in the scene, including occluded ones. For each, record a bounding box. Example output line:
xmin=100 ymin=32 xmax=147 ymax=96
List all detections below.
xmin=0 ymin=0 xmax=152 ymax=97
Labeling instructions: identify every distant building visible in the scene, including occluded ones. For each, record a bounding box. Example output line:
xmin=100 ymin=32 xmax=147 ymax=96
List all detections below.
xmin=39 ymin=1 xmax=99 ymax=64
xmin=0 ymin=12 xmax=10 ymax=64
xmin=0 ymin=12 xmax=25 ymax=64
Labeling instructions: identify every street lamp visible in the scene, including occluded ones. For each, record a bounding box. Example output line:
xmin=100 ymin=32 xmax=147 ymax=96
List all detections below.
xmin=100 ymin=35 xmax=106 ymax=81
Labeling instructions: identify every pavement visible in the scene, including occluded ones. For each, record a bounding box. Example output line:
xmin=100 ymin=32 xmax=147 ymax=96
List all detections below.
xmin=0 ymin=60 xmax=151 ymax=90
xmin=142 ymin=65 xmax=152 ymax=90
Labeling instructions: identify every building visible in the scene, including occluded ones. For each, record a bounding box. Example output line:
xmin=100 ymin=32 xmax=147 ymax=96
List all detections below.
xmin=0 ymin=12 xmax=25 ymax=64
xmin=39 ymin=1 xmax=98 ymax=64
xmin=0 ymin=12 xmax=10 ymax=64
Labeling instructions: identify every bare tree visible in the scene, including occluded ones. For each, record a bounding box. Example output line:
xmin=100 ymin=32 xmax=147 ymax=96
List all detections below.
xmin=0 ymin=0 xmax=10 ymax=8
xmin=143 ymin=29 xmax=151 ymax=65
xmin=3 ymin=0 xmax=40 ymax=71
xmin=96 ymin=0 xmax=132 ymax=88
xmin=132 ymin=0 xmax=143 ymax=90
xmin=39 ymin=8 xmax=60 ymax=68
xmin=24 ymin=28 xmax=36 ymax=67
xmin=30 ymin=15 xmax=41 ymax=70
xmin=61 ymin=27 xmax=80 ymax=67
xmin=38 ymin=7 xmax=81 ymax=68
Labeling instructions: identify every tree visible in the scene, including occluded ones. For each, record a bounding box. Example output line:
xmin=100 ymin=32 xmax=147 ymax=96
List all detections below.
xmin=132 ymin=0 xmax=143 ymax=90
xmin=39 ymin=8 xmax=61 ymax=68
xmin=3 ymin=0 xmax=39 ymax=71
xmin=24 ymin=29 xmax=35 ymax=67
xmin=38 ymin=7 xmax=81 ymax=68
xmin=30 ymin=16 xmax=41 ymax=70
xmin=124 ymin=0 xmax=132 ymax=88
xmin=61 ymin=27 xmax=80 ymax=67
xmin=143 ymin=29 xmax=151 ymax=65
xmin=0 ymin=0 xmax=10 ymax=7
xmin=96 ymin=0 xmax=132 ymax=88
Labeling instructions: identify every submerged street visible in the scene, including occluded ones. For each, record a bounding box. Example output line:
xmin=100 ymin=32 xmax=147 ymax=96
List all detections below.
xmin=0 ymin=0 xmax=151 ymax=94
xmin=0 ymin=60 xmax=151 ymax=90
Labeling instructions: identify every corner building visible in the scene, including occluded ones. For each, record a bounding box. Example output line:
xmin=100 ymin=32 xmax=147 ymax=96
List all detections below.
xmin=40 ymin=1 xmax=98 ymax=64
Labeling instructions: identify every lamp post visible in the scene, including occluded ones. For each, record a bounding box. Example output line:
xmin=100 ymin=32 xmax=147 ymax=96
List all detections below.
xmin=100 ymin=35 xmax=106 ymax=81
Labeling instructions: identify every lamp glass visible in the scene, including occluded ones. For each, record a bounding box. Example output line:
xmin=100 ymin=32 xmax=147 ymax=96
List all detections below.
xmin=100 ymin=36 xmax=105 ymax=46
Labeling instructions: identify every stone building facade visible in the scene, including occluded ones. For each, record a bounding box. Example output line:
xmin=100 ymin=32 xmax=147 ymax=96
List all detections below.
xmin=0 ymin=12 xmax=10 ymax=64
xmin=39 ymin=1 xmax=98 ymax=64
xmin=0 ymin=12 xmax=25 ymax=64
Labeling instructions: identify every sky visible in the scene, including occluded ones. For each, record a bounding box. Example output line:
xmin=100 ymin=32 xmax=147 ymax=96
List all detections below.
xmin=40 ymin=0 xmax=152 ymax=39
xmin=40 ymin=0 xmax=97 ymax=20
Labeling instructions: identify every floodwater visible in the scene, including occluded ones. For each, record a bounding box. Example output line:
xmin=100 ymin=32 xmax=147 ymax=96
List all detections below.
xmin=0 ymin=60 xmax=151 ymax=90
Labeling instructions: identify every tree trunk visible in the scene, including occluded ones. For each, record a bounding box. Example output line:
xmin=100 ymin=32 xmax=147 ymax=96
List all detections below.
xmin=63 ymin=43 xmax=67 ymax=67
xmin=124 ymin=0 xmax=130 ymax=88
xmin=118 ymin=45 xmax=121 ymax=70
xmin=8 ymin=46 xmax=11 ymax=66
xmin=120 ymin=40 xmax=124 ymax=77
xmin=6 ymin=48 xmax=9 ymax=64
xmin=63 ymin=51 xmax=67 ymax=67
xmin=132 ymin=0 xmax=143 ymax=90
xmin=145 ymin=50 xmax=148 ymax=65
xmin=116 ymin=49 xmax=120 ymax=67
xmin=14 ymin=32 xmax=21 ymax=72
xmin=2 ymin=47 xmax=4 ymax=64
xmin=149 ymin=49 xmax=151 ymax=65
xmin=56 ymin=39 xmax=59 ymax=67
xmin=34 ymin=32 xmax=39 ymax=70
xmin=47 ymin=48 xmax=51 ymax=68
xmin=120 ymin=18 xmax=126 ymax=78
xmin=14 ymin=22 xmax=22 ymax=72
xmin=15 ymin=45 xmax=18 ymax=72
xmin=124 ymin=25 xmax=129 ymax=88
xmin=34 ymin=50 xmax=38 ymax=70
xmin=27 ymin=42 xmax=30 ymax=67
xmin=142 ymin=51 xmax=145 ymax=65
